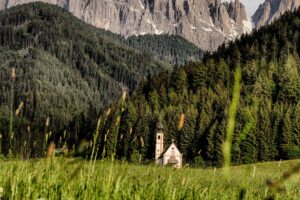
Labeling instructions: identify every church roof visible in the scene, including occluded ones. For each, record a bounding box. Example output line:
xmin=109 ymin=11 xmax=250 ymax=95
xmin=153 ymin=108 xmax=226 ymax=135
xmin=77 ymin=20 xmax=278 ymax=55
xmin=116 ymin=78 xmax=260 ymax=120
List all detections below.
xmin=158 ymin=141 xmax=181 ymax=159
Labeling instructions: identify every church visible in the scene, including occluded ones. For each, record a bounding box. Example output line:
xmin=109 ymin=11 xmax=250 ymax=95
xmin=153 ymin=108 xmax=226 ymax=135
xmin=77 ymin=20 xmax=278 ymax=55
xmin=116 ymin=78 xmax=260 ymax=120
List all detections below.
xmin=155 ymin=123 xmax=183 ymax=168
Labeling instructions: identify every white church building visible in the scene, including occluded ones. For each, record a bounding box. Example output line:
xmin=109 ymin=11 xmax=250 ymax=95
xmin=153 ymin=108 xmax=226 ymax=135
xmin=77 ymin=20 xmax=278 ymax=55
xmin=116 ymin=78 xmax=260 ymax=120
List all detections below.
xmin=155 ymin=123 xmax=183 ymax=168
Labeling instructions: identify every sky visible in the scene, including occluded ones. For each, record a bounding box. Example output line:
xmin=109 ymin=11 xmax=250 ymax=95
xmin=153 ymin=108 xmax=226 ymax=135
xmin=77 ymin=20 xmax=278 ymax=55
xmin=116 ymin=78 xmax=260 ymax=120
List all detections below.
xmin=223 ymin=0 xmax=265 ymax=16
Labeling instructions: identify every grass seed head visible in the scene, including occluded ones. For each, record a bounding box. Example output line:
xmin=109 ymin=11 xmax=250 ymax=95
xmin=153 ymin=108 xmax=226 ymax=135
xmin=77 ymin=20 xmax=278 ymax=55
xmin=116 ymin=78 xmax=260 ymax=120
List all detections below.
xmin=62 ymin=144 xmax=69 ymax=155
xmin=116 ymin=116 xmax=121 ymax=125
xmin=106 ymin=108 xmax=111 ymax=116
xmin=178 ymin=113 xmax=185 ymax=130
xmin=122 ymin=90 xmax=127 ymax=101
xmin=45 ymin=117 xmax=50 ymax=127
xmin=15 ymin=101 xmax=24 ymax=116
xmin=0 ymin=186 xmax=3 ymax=197
xmin=47 ymin=142 xmax=56 ymax=158
xmin=140 ymin=137 xmax=144 ymax=147
xmin=11 ymin=67 xmax=16 ymax=80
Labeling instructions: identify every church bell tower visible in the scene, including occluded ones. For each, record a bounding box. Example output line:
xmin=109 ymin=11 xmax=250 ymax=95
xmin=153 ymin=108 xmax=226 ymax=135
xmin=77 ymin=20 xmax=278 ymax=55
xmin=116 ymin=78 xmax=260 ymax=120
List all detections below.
xmin=155 ymin=122 xmax=164 ymax=164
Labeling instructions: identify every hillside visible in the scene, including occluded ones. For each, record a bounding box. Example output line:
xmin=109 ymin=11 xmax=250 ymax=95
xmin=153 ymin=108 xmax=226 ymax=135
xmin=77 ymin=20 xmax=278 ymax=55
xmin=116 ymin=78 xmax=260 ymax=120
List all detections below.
xmin=0 ymin=2 xmax=202 ymax=156
xmin=98 ymin=8 xmax=300 ymax=166
xmin=124 ymin=34 xmax=203 ymax=66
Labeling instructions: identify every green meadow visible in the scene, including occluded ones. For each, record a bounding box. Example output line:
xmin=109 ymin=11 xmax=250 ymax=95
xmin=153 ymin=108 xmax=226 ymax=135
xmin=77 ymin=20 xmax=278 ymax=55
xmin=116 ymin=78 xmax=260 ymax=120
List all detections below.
xmin=0 ymin=158 xmax=299 ymax=200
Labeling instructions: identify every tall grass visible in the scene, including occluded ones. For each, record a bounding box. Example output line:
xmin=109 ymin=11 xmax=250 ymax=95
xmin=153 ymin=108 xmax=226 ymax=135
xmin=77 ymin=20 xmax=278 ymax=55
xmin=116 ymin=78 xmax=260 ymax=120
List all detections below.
xmin=8 ymin=67 xmax=16 ymax=155
xmin=0 ymin=158 xmax=300 ymax=199
xmin=223 ymin=67 xmax=242 ymax=177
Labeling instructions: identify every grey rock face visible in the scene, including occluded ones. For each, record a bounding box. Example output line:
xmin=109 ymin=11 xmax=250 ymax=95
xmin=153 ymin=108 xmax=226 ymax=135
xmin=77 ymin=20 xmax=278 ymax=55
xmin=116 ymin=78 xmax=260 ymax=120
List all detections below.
xmin=0 ymin=0 xmax=252 ymax=51
xmin=252 ymin=0 xmax=300 ymax=28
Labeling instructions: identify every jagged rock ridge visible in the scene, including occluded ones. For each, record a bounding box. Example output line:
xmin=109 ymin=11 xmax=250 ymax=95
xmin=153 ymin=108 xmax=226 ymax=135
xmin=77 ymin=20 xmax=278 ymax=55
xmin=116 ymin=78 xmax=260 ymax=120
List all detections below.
xmin=0 ymin=0 xmax=252 ymax=51
xmin=252 ymin=0 xmax=300 ymax=28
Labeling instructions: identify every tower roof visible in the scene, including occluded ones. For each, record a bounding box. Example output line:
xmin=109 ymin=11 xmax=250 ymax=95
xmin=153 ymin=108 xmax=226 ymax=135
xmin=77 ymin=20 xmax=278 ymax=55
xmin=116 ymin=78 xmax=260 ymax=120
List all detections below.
xmin=156 ymin=122 xmax=164 ymax=130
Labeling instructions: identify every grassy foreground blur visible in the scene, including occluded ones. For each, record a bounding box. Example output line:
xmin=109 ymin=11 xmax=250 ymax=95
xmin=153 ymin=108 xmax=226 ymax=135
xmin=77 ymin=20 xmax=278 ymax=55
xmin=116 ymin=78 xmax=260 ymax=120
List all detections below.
xmin=0 ymin=158 xmax=300 ymax=199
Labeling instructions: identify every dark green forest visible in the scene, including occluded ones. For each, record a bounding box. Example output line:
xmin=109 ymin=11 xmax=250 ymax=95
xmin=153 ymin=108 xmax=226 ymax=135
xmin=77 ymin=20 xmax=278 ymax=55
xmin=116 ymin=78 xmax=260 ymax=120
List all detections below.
xmin=0 ymin=3 xmax=202 ymax=157
xmin=1 ymin=3 xmax=300 ymax=167
xmin=96 ymin=9 xmax=300 ymax=166
xmin=124 ymin=34 xmax=203 ymax=65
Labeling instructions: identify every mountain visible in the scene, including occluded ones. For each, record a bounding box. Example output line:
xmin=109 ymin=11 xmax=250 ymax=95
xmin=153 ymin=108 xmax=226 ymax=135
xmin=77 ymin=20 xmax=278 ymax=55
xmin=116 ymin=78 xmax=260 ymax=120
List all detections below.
xmin=96 ymin=8 xmax=300 ymax=165
xmin=252 ymin=0 xmax=300 ymax=28
xmin=0 ymin=0 xmax=252 ymax=51
xmin=0 ymin=2 xmax=203 ymax=156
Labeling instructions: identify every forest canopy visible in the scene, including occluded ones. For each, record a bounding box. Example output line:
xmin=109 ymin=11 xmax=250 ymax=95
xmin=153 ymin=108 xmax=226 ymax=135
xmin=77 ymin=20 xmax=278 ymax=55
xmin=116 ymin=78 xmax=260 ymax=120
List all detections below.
xmin=96 ymin=9 xmax=300 ymax=166
xmin=0 ymin=3 xmax=202 ymax=157
xmin=1 ymin=3 xmax=300 ymax=167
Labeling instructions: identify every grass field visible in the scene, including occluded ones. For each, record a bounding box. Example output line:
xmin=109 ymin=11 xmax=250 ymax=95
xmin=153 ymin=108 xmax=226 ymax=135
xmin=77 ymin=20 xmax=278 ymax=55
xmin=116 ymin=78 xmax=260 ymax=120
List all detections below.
xmin=0 ymin=158 xmax=300 ymax=200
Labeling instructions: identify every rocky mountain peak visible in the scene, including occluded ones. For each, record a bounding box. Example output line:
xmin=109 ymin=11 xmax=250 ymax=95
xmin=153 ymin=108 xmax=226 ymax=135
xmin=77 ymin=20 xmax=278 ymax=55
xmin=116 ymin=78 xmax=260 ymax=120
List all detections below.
xmin=228 ymin=0 xmax=247 ymax=22
xmin=252 ymin=0 xmax=300 ymax=28
xmin=0 ymin=0 xmax=252 ymax=51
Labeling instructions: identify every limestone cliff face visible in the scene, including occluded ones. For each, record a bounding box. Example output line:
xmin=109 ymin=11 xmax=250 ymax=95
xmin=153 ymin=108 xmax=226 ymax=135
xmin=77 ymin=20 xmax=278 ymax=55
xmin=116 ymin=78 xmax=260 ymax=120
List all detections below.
xmin=252 ymin=0 xmax=300 ymax=29
xmin=0 ymin=0 xmax=252 ymax=51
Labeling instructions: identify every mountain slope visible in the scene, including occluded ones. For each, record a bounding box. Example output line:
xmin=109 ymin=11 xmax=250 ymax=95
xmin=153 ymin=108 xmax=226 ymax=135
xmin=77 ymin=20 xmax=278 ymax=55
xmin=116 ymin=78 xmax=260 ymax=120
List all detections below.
xmin=0 ymin=0 xmax=251 ymax=51
xmin=252 ymin=0 xmax=300 ymax=28
xmin=0 ymin=2 xmax=203 ymax=150
xmin=124 ymin=34 xmax=203 ymax=65
xmin=97 ymin=8 xmax=300 ymax=165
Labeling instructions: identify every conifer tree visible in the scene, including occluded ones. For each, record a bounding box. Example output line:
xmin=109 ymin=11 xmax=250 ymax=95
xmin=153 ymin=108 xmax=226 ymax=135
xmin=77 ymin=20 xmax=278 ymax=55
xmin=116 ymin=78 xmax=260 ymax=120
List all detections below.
xmin=279 ymin=109 xmax=293 ymax=159
xmin=293 ymin=102 xmax=300 ymax=145
xmin=239 ymin=104 xmax=258 ymax=164
xmin=257 ymin=101 xmax=272 ymax=161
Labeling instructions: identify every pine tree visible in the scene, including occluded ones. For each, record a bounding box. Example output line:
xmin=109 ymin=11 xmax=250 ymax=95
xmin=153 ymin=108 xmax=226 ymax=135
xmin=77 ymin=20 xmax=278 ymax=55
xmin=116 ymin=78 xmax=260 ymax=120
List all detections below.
xmin=279 ymin=108 xmax=293 ymax=159
xmin=204 ymin=121 xmax=217 ymax=165
xmin=278 ymin=55 xmax=300 ymax=103
xmin=257 ymin=101 xmax=272 ymax=161
xmin=170 ymin=67 xmax=188 ymax=93
xmin=239 ymin=103 xmax=258 ymax=164
xmin=214 ymin=120 xmax=226 ymax=167
xmin=293 ymin=102 xmax=300 ymax=145
xmin=117 ymin=101 xmax=137 ymax=159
